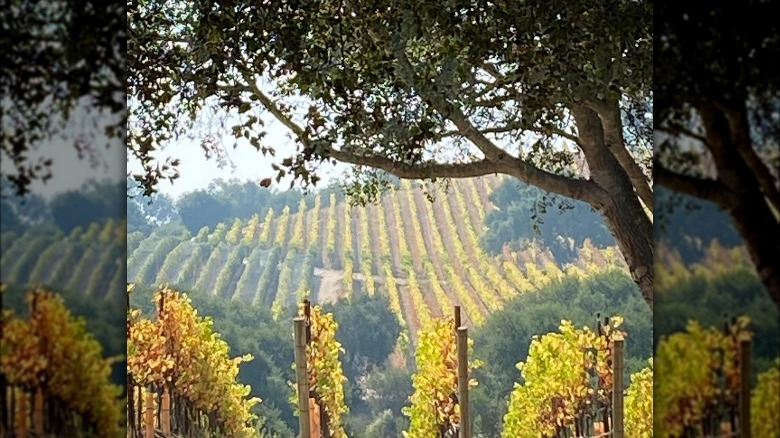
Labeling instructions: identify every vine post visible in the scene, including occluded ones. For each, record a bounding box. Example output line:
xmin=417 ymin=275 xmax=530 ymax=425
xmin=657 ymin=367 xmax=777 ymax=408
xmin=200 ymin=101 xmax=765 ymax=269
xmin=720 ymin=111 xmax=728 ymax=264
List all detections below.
xmin=739 ymin=333 xmax=751 ymax=438
xmin=145 ymin=391 xmax=154 ymax=438
xmin=161 ymin=387 xmax=171 ymax=436
xmin=612 ymin=332 xmax=625 ymax=438
xmin=456 ymin=326 xmax=470 ymax=438
xmin=293 ymin=317 xmax=311 ymax=438
xmin=33 ymin=388 xmax=43 ymax=435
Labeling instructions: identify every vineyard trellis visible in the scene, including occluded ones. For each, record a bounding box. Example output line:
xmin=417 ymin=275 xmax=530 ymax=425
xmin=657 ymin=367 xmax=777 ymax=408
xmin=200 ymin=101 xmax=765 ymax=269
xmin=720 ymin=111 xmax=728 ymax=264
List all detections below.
xmin=655 ymin=317 xmax=755 ymax=438
xmin=1 ymin=287 xmax=123 ymax=438
xmin=126 ymin=286 xmax=259 ymax=438
xmin=126 ymin=290 xmax=220 ymax=438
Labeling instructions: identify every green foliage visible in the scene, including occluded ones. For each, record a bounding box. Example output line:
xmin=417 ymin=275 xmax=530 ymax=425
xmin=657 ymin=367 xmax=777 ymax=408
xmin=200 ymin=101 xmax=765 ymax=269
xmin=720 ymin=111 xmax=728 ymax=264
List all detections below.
xmin=484 ymin=180 xmax=613 ymax=263
xmin=49 ymin=180 xmax=125 ymax=234
xmin=751 ymin=358 xmax=780 ymax=438
xmin=324 ymin=293 xmax=402 ymax=381
xmin=471 ymin=270 xmax=651 ymax=436
xmin=624 ymin=360 xmax=653 ymax=438
xmin=502 ymin=319 xmax=621 ymax=438
xmin=654 ymin=248 xmax=780 ymax=378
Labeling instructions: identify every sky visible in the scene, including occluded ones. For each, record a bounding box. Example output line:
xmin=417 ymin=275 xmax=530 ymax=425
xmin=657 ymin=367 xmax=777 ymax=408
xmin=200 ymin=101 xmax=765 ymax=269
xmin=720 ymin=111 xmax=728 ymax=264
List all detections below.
xmin=1 ymin=100 xmax=346 ymax=203
xmin=126 ymin=108 xmax=347 ymax=201
xmin=0 ymin=104 xmax=125 ymax=201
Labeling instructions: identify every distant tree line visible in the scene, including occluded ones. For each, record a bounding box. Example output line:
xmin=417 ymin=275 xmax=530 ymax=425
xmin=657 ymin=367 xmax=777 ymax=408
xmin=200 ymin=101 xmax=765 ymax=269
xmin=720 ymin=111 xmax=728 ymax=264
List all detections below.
xmin=1 ymin=177 xmax=124 ymax=235
xmin=483 ymin=179 xmax=744 ymax=265
xmin=127 ymin=177 xmax=348 ymax=236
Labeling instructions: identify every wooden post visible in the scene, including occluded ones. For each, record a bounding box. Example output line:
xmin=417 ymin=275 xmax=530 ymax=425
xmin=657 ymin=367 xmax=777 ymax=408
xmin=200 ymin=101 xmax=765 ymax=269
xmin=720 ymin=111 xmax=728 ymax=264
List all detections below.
xmin=161 ymin=386 xmax=171 ymax=436
xmin=612 ymin=333 xmax=625 ymax=438
xmin=33 ymin=387 xmax=43 ymax=435
xmin=454 ymin=305 xmax=461 ymax=330
xmin=294 ymin=318 xmax=311 ymax=438
xmin=309 ymin=397 xmax=321 ymax=438
xmin=457 ymin=326 xmax=470 ymax=438
xmin=739 ymin=334 xmax=751 ymax=438
xmin=16 ymin=390 xmax=26 ymax=438
xmin=145 ymin=391 xmax=155 ymax=438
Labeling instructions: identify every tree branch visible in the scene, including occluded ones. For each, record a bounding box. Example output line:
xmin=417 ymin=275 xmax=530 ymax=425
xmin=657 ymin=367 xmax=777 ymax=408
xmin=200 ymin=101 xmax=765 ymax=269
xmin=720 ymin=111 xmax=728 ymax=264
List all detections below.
xmin=241 ymin=67 xmax=604 ymax=206
xmin=442 ymin=122 xmax=582 ymax=145
xmin=240 ymin=69 xmax=307 ymax=138
xmin=328 ymin=151 xmax=503 ymax=179
xmin=586 ymin=99 xmax=654 ymax=210
xmin=655 ymin=162 xmax=737 ymax=207
xmin=655 ymin=126 xmax=710 ymax=146
xmin=717 ymin=100 xmax=780 ymax=216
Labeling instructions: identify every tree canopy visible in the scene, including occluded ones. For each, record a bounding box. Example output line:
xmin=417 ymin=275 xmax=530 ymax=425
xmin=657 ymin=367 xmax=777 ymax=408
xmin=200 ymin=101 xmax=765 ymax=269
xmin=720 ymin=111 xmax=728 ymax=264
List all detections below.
xmin=128 ymin=0 xmax=654 ymax=305
xmin=655 ymin=2 xmax=780 ymax=308
xmin=1 ymin=0 xmax=125 ymax=196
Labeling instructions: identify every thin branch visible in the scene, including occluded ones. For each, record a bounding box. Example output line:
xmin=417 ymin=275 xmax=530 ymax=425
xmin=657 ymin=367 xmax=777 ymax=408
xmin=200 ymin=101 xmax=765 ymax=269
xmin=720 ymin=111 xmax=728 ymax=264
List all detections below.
xmin=239 ymin=69 xmax=306 ymax=138
xmin=442 ymin=122 xmax=582 ymax=145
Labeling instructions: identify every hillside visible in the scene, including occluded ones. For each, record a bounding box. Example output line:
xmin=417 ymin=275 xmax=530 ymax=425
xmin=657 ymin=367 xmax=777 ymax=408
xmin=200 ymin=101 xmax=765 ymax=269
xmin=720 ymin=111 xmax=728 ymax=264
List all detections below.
xmin=126 ymin=176 xmax=626 ymax=345
xmin=0 ymin=218 xmax=126 ymax=299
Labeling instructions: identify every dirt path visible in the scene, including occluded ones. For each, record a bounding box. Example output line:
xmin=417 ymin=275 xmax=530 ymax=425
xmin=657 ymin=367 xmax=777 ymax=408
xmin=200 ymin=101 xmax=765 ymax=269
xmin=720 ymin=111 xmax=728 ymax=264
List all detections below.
xmin=314 ymin=267 xmax=343 ymax=305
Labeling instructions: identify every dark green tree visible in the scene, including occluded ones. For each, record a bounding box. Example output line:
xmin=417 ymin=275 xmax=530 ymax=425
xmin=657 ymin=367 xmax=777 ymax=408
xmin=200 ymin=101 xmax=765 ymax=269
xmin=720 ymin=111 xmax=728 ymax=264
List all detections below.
xmin=483 ymin=179 xmax=614 ymax=262
xmin=175 ymin=189 xmax=233 ymax=234
xmin=324 ymin=293 xmax=403 ymax=381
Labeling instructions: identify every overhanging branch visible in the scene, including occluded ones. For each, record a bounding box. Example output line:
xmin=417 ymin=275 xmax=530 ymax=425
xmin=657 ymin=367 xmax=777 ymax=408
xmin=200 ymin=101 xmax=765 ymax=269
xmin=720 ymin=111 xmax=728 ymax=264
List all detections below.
xmin=327 ymin=151 xmax=503 ymax=179
xmin=240 ymin=51 xmax=607 ymax=208
xmin=655 ymin=162 xmax=736 ymax=208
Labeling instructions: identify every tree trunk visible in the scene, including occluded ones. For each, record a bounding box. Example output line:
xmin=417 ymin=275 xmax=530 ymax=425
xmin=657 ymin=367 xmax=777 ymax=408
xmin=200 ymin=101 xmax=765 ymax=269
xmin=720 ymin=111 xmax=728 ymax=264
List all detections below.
xmin=571 ymin=103 xmax=654 ymax=308
xmin=600 ymin=193 xmax=654 ymax=306
xmin=729 ymin=200 xmax=780 ymax=308
xmin=699 ymin=102 xmax=780 ymax=310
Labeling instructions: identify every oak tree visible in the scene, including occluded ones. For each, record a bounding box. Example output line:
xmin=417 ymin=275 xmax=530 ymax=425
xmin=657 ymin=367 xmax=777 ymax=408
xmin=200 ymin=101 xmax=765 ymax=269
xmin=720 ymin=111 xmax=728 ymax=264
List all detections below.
xmin=128 ymin=0 xmax=654 ymax=305
xmin=655 ymin=1 xmax=780 ymax=308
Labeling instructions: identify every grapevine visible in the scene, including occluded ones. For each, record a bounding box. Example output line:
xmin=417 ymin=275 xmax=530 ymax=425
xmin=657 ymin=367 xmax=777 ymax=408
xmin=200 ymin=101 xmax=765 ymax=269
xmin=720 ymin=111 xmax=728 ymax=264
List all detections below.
xmin=502 ymin=318 xmax=624 ymax=438
xmin=751 ymin=358 xmax=780 ymax=438
xmin=259 ymin=208 xmax=275 ymax=245
xmin=128 ymin=286 xmax=260 ymax=437
xmin=624 ymin=359 xmax=653 ymax=438
xmin=1 ymin=286 xmax=124 ymax=437
xmin=654 ymin=317 xmax=752 ymax=437
xmin=292 ymin=304 xmax=349 ymax=438
xmin=274 ymin=206 xmax=291 ymax=247
xmin=403 ymin=317 xmax=479 ymax=438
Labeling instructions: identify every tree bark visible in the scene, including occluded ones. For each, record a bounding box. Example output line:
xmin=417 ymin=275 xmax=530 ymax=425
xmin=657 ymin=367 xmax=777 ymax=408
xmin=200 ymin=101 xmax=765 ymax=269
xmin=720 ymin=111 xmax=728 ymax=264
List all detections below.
xmin=571 ymin=104 xmax=654 ymax=307
xmin=699 ymin=103 xmax=780 ymax=309
xmin=657 ymin=103 xmax=780 ymax=310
